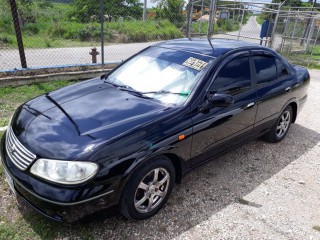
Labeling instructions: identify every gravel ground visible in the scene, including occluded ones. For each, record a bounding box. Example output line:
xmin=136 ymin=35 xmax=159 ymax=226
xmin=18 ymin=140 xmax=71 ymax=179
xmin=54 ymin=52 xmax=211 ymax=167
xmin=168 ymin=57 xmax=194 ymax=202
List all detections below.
xmin=0 ymin=70 xmax=319 ymax=240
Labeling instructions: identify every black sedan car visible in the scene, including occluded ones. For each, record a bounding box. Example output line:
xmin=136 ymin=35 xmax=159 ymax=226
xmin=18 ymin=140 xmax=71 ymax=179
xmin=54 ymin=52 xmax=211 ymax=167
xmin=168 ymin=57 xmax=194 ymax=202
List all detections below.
xmin=1 ymin=38 xmax=310 ymax=222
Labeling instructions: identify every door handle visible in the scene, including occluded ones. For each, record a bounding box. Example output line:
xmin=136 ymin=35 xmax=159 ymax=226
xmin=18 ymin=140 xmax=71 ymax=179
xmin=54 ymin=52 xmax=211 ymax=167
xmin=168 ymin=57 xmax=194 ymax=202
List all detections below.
xmin=246 ymin=102 xmax=255 ymax=109
xmin=285 ymin=87 xmax=291 ymax=93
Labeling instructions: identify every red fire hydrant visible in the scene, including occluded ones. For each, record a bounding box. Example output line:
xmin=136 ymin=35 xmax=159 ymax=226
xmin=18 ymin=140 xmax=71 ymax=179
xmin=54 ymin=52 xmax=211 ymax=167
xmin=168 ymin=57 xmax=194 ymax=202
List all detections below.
xmin=89 ymin=47 xmax=99 ymax=63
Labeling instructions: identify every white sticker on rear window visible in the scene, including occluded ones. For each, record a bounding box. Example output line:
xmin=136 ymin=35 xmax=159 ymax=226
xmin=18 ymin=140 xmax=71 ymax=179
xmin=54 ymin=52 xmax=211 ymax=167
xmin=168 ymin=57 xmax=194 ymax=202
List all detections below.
xmin=182 ymin=57 xmax=208 ymax=71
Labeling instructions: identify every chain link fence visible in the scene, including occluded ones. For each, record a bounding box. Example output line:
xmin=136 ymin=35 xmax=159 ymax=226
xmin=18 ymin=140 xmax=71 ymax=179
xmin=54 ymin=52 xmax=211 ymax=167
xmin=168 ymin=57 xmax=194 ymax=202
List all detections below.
xmin=0 ymin=0 xmax=184 ymax=70
xmin=0 ymin=0 xmax=319 ymax=71
xmin=277 ymin=8 xmax=320 ymax=68
xmin=187 ymin=1 xmax=274 ymax=44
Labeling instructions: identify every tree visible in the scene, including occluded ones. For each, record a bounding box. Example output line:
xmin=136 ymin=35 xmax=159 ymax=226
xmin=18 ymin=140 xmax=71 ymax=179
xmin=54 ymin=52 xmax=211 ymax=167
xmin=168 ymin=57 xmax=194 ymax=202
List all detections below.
xmin=271 ymin=0 xmax=302 ymax=7
xmin=155 ymin=0 xmax=185 ymax=27
xmin=16 ymin=0 xmax=36 ymax=24
xmin=73 ymin=0 xmax=143 ymax=22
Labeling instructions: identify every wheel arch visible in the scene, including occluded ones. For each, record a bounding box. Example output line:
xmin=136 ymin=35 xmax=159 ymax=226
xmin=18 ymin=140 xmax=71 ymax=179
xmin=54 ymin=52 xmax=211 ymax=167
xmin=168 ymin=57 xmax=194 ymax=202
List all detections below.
xmin=163 ymin=153 xmax=183 ymax=184
xmin=288 ymin=102 xmax=298 ymax=123
xmin=280 ymin=98 xmax=298 ymax=123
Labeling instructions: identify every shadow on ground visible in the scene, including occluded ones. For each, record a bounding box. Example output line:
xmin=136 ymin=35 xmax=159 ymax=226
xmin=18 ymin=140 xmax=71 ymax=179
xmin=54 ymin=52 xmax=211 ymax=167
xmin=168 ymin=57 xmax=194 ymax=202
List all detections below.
xmin=19 ymin=123 xmax=320 ymax=239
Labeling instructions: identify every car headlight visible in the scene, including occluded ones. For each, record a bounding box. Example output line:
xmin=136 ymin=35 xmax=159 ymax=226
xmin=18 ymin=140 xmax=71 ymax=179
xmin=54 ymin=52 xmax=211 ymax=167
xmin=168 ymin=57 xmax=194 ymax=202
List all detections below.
xmin=30 ymin=159 xmax=98 ymax=185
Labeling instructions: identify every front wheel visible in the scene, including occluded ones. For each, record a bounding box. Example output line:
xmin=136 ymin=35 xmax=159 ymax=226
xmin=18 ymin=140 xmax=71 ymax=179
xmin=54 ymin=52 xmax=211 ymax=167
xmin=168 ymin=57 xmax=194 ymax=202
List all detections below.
xmin=119 ymin=156 xmax=175 ymax=220
xmin=263 ymin=105 xmax=293 ymax=143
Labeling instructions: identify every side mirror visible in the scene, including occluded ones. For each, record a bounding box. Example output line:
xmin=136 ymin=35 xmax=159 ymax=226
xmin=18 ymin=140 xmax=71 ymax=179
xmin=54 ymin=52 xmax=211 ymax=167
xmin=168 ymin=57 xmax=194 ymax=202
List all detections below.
xmin=210 ymin=93 xmax=234 ymax=107
xmin=199 ymin=93 xmax=234 ymax=112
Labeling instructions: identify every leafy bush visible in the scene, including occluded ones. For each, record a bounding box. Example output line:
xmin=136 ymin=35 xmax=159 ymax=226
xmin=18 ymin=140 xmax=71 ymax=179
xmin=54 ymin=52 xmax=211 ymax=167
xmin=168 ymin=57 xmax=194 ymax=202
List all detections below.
xmin=23 ymin=24 xmax=40 ymax=34
xmin=72 ymin=0 xmax=143 ymax=23
xmin=0 ymin=2 xmax=184 ymax=48
xmin=155 ymin=0 xmax=185 ymax=28
xmin=0 ymin=15 xmax=14 ymax=33
xmin=216 ymin=19 xmax=239 ymax=32
xmin=77 ymin=26 xmax=100 ymax=41
xmin=0 ymin=35 xmax=13 ymax=45
xmin=104 ymin=20 xmax=183 ymax=42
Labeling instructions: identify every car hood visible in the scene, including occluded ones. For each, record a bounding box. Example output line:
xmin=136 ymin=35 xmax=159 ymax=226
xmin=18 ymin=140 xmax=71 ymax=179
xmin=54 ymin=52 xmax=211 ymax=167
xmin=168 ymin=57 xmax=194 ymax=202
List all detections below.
xmin=12 ymin=78 xmax=173 ymax=160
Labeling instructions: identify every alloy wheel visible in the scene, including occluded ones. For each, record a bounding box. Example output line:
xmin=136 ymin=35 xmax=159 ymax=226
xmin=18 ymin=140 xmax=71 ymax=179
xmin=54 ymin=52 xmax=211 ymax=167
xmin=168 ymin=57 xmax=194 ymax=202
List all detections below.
xmin=276 ymin=110 xmax=291 ymax=138
xmin=134 ymin=168 xmax=170 ymax=213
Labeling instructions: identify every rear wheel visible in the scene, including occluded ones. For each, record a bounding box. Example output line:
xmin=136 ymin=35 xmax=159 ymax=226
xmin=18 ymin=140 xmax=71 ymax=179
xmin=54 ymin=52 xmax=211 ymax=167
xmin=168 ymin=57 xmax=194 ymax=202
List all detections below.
xmin=119 ymin=156 xmax=175 ymax=220
xmin=263 ymin=105 xmax=293 ymax=143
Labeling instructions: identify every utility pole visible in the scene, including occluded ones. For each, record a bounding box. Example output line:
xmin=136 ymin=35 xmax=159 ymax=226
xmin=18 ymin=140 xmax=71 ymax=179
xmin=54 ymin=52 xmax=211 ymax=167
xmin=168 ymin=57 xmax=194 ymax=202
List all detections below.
xmin=9 ymin=0 xmax=27 ymax=68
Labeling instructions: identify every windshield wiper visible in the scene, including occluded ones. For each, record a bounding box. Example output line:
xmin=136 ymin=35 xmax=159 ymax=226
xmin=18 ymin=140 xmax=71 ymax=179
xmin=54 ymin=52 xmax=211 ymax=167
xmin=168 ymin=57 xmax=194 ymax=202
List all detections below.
xmin=142 ymin=90 xmax=190 ymax=96
xmin=103 ymin=78 xmax=152 ymax=99
xmin=102 ymin=77 xmax=189 ymax=98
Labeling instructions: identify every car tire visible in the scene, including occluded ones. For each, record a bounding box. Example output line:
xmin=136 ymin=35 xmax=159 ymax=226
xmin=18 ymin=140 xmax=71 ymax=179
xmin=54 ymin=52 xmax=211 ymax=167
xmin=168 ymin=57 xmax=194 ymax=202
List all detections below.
xmin=119 ymin=156 xmax=175 ymax=220
xmin=263 ymin=105 xmax=293 ymax=143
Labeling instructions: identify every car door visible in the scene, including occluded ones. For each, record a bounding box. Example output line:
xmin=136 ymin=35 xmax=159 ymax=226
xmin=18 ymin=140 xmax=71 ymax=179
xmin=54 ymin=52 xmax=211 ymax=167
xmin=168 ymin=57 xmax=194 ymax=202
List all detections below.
xmin=251 ymin=51 xmax=295 ymax=136
xmin=189 ymin=52 xmax=257 ymax=167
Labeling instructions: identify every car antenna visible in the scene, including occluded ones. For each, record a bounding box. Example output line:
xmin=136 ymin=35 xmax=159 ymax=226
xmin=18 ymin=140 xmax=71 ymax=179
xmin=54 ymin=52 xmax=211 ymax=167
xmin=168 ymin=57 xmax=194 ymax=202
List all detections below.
xmin=207 ymin=37 xmax=214 ymax=51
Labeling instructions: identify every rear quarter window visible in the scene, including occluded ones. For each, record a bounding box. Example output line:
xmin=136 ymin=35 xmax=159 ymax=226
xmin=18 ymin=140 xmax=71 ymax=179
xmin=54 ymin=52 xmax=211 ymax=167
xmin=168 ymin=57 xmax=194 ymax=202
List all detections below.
xmin=276 ymin=58 xmax=290 ymax=79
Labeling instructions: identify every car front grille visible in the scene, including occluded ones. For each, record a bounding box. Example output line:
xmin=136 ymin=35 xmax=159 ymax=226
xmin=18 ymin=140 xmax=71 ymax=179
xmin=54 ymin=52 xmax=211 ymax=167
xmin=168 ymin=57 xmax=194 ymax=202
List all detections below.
xmin=5 ymin=126 xmax=36 ymax=170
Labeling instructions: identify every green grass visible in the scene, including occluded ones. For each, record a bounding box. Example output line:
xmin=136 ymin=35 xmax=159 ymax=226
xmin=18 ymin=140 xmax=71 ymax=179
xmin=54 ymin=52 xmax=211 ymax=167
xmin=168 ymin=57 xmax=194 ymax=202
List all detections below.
xmin=0 ymin=214 xmax=95 ymax=240
xmin=279 ymin=44 xmax=320 ymax=69
xmin=0 ymin=80 xmax=80 ymax=127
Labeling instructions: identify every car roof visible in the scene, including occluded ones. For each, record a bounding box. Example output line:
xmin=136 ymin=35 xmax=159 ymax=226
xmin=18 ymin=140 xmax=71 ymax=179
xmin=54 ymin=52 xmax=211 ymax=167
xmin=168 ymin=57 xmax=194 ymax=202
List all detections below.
xmin=153 ymin=38 xmax=267 ymax=58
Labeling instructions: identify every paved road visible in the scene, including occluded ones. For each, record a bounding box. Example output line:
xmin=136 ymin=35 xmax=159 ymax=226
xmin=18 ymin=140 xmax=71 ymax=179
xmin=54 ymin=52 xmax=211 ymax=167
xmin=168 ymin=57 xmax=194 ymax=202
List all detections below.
xmin=213 ymin=16 xmax=282 ymax=48
xmin=0 ymin=16 xmax=283 ymax=71
xmin=0 ymin=42 xmax=157 ymax=70
xmin=213 ymin=15 xmax=262 ymax=44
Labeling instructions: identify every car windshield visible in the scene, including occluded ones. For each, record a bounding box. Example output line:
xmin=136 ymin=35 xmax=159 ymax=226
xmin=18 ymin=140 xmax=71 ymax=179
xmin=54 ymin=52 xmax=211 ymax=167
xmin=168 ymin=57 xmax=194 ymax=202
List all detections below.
xmin=106 ymin=47 xmax=214 ymax=105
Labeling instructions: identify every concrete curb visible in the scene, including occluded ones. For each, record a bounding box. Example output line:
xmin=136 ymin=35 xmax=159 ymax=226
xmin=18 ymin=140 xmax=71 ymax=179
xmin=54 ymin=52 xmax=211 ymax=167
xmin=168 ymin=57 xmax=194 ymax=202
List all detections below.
xmin=0 ymin=68 xmax=112 ymax=87
xmin=0 ymin=62 xmax=120 ymax=87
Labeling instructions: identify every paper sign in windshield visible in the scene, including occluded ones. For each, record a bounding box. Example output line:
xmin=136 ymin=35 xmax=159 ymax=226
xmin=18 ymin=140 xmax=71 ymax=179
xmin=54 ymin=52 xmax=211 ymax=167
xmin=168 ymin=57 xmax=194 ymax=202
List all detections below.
xmin=182 ymin=57 xmax=208 ymax=71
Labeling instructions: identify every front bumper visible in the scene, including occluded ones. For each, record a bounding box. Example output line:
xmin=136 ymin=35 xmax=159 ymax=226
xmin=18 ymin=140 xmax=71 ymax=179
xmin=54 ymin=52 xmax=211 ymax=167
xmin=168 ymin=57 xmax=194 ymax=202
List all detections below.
xmin=0 ymin=132 xmax=118 ymax=222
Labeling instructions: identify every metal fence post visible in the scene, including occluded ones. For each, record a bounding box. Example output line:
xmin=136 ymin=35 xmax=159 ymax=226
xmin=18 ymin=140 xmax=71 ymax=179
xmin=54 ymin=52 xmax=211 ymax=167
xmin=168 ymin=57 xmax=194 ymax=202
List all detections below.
xmin=306 ymin=15 xmax=316 ymax=52
xmin=237 ymin=6 xmax=245 ymax=41
xmin=100 ymin=0 xmax=105 ymax=65
xmin=9 ymin=0 xmax=27 ymax=68
xmin=280 ymin=9 xmax=291 ymax=52
xmin=143 ymin=0 xmax=147 ymax=21
xmin=269 ymin=2 xmax=283 ymax=48
xmin=287 ymin=9 xmax=299 ymax=58
xmin=207 ymin=0 xmax=217 ymax=38
xmin=198 ymin=0 xmax=204 ymax=34
xmin=186 ymin=0 xmax=193 ymax=38
xmin=307 ymin=25 xmax=320 ymax=67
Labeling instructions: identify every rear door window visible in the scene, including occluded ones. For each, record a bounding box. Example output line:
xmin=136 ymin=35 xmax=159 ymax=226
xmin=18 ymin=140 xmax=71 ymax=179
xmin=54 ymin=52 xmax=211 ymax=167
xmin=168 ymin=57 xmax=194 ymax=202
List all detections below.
xmin=254 ymin=55 xmax=277 ymax=85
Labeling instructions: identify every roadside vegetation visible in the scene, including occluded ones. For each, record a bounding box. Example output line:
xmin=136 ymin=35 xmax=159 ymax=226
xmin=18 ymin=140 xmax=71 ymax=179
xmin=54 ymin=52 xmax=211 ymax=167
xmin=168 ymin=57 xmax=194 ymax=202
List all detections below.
xmin=0 ymin=0 xmax=184 ymax=48
xmin=254 ymin=0 xmax=320 ymax=70
xmin=0 ymin=0 xmax=254 ymax=49
xmin=191 ymin=13 xmax=251 ymax=35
